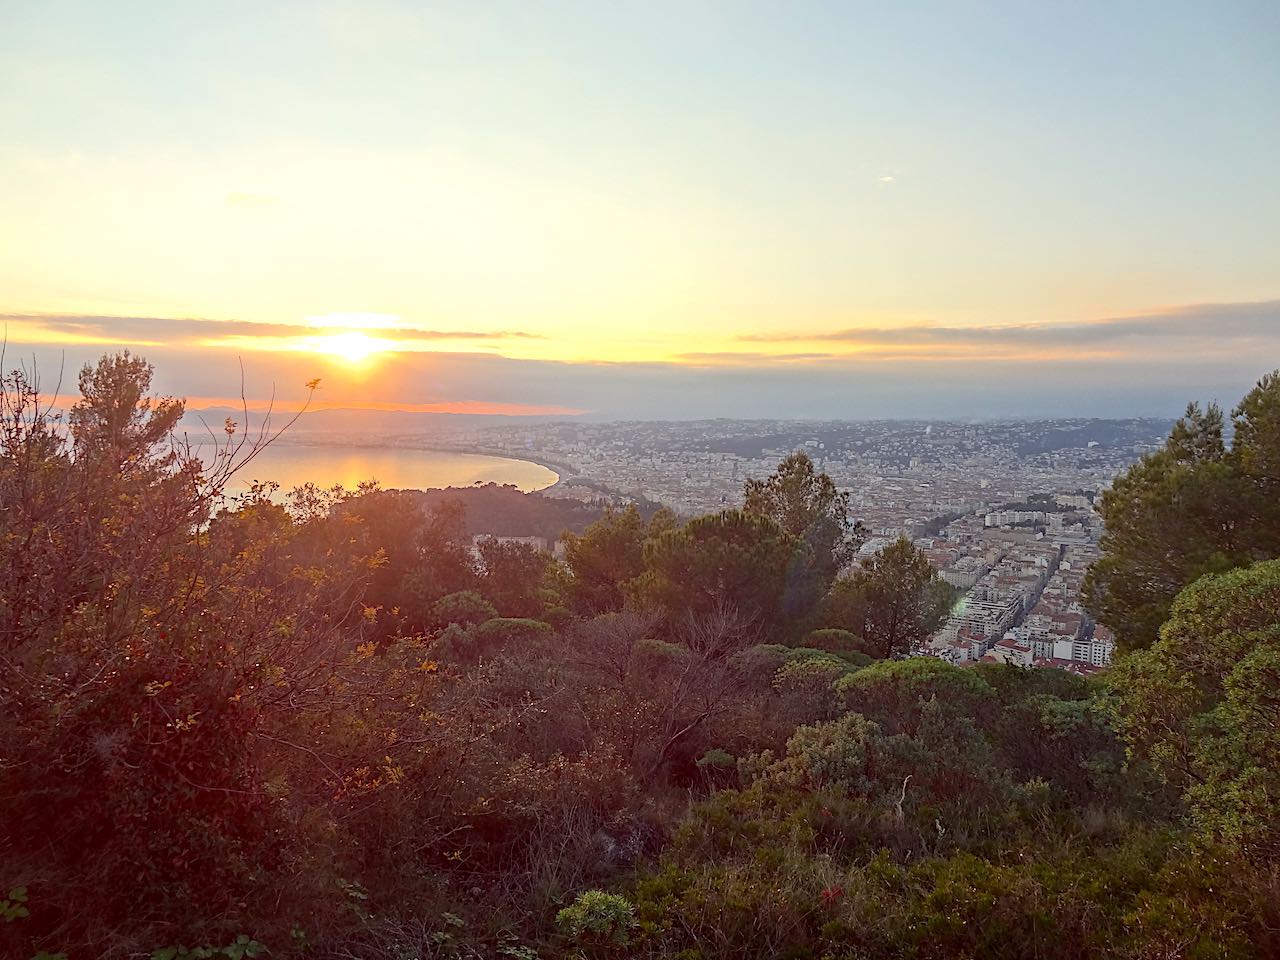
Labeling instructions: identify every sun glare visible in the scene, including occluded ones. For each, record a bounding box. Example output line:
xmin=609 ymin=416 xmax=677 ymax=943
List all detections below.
xmin=308 ymin=331 xmax=391 ymax=365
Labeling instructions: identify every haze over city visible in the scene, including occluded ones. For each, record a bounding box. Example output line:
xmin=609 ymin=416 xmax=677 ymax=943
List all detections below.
xmin=3 ymin=0 xmax=1278 ymax=418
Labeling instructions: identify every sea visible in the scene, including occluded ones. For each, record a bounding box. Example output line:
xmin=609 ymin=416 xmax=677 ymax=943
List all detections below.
xmin=204 ymin=443 xmax=558 ymax=496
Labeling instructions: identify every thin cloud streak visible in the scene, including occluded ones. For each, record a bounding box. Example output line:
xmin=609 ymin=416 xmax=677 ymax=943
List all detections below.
xmin=1 ymin=314 xmax=546 ymax=344
xmin=739 ymin=300 xmax=1280 ymax=349
xmin=678 ymin=348 xmax=1135 ymax=364
xmin=676 ymin=351 xmax=842 ymax=364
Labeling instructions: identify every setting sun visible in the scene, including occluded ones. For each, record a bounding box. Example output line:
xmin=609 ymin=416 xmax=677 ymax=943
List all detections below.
xmin=305 ymin=331 xmax=391 ymax=365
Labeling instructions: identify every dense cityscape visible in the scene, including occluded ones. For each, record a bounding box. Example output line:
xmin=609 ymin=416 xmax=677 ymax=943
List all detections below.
xmin=299 ymin=416 xmax=1173 ymax=676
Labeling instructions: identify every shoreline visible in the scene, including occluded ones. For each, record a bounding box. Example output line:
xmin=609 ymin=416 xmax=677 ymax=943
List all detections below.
xmin=389 ymin=442 xmax=577 ymax=493
xmin=208 ymin=438 xmax=575 ymax=494
xmin=422 ymin=444 xmax=577 ymax=489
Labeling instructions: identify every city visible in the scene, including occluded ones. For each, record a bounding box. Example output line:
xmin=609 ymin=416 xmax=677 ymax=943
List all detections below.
xmin=301 ymin=415 xmax=1172 ymax=675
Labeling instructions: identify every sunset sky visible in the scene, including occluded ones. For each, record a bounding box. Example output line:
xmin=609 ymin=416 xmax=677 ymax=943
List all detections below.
xmin=2 ymin=1 xmax=1278 ymax=418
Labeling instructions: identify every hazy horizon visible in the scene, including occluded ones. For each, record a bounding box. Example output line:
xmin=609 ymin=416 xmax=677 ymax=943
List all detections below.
xmin=5 ymin=335 xmax=1272 ymax=423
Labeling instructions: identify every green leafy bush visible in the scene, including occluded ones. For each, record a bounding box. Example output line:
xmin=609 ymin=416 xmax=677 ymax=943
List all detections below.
xmin=555 ymin=890 xmax=636 ymax=947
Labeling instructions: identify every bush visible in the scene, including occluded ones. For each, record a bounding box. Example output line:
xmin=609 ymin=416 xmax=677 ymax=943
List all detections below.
xmin=476 ymin=617 xmax=555 ymax=649
xmin=431 ymin=590 xmax=497 ymax=628
xmin=805 ymin=628 xmax=878 ymax=659
xmin=556 ymin=890 xmax=636 ymax=948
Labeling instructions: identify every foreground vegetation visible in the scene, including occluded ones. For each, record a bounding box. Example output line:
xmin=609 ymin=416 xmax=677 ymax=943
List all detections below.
xmin=2 ymin=355 xmax=1279 ymax=958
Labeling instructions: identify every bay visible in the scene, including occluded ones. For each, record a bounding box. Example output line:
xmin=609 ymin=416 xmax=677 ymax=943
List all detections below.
xmin=210 ymin=443 xmax=558 ymax=494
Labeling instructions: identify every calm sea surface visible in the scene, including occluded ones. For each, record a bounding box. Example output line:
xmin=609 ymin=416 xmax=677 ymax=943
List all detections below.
xmin=209 ymin=443 xmax=558 ymax=494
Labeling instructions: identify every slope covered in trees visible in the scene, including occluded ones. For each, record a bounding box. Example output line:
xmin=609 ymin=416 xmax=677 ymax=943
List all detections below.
xmin=2 ymin=356 xmax=1279 ymax=959
xmin=407 ymin=484 xmax=667 ymax=541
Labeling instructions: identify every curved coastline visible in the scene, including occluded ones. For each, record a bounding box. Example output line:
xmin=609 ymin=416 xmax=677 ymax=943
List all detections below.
xmin=213 ymin=442 xmax=567 ymax=495
xmin=263 ymin=438 xmax=576 ymax=488
xmin=404 ymin=444 xmax=576 ymax=492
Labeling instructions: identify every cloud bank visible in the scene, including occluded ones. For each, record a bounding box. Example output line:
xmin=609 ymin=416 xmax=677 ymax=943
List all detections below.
xmin=4 ymin=300 xmax=1277 ymax=420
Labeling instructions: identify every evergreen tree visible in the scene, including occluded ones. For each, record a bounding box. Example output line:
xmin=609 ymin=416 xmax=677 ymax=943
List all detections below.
xmin=69 ymin=351 xmax=184 ymax=465
xmin=561 ymin=505 xmax=675 ymax=614
xmin=638 ymin=509 xmax=802 ymax=634
xmin=1110 ymin=558 xmax=1280 ymax=861
xmin=1086 ymin=374 xmax=1280 ymax=652
xmin=742 ymin=452 xmax=866 ymax=627
xmin=1230 ymin=370 xmax=1280 ymax=555
xmin=831 ymin=537 xmax=949 ymax=659
xmin=742 ymin=451 xmax=864 ymax=578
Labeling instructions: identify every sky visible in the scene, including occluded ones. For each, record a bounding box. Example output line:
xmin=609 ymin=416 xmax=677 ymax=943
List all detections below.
xmin=1 ymin=0 xmax=1278 ymax=419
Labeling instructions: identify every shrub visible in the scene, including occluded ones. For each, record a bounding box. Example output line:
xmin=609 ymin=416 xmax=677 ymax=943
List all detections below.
xmin=697 ymin=748 xmax=736 ymax=770
xmin=556 ymin=890 xmax=636 ymax=948
xmin=476 ymin=617 xmax=555 ymax=649
xmin=805 ymin=628 xmax=877 ymax=659
xmin=431 ymin=590 xmax=497 ymax=628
